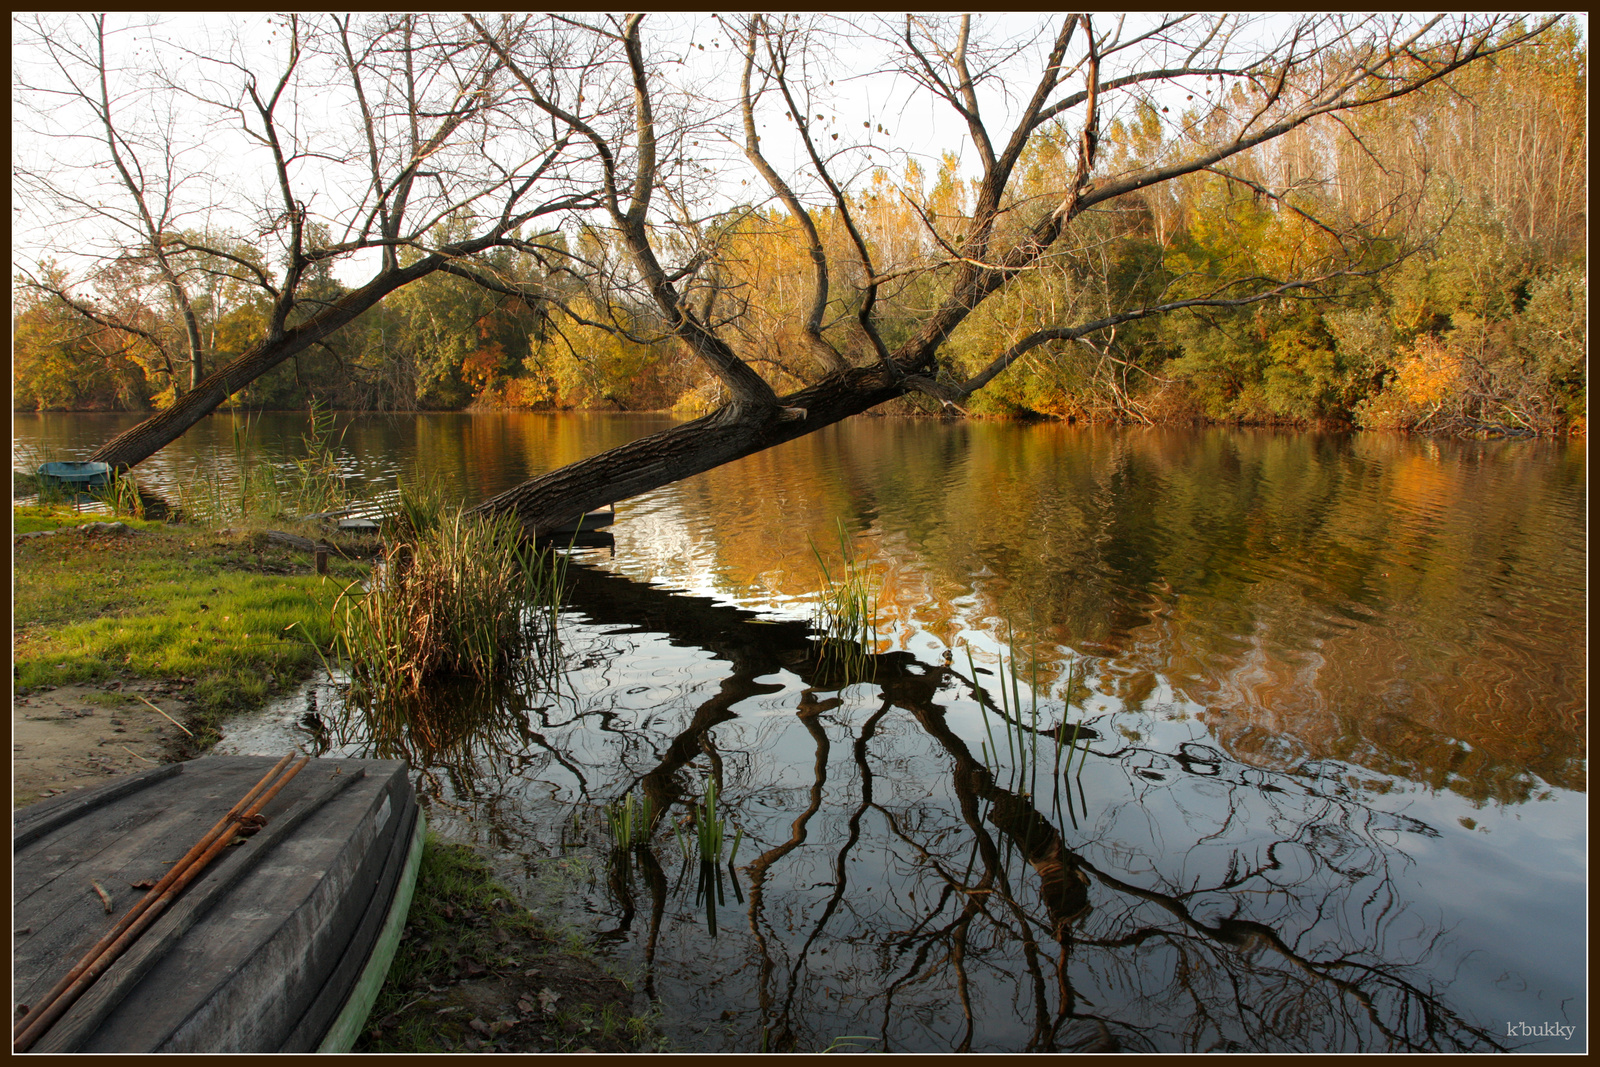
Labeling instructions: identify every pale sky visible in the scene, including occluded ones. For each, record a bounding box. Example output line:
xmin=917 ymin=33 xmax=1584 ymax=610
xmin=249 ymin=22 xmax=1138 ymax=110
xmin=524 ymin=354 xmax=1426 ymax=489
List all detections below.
xmin=13 ymin=12 xmax=1582 ymax=292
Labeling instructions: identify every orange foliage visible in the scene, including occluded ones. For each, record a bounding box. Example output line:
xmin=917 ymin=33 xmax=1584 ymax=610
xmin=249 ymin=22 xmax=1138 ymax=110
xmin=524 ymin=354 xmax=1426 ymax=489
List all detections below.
xmin=461 ymin=341 xmax=507 ymax=392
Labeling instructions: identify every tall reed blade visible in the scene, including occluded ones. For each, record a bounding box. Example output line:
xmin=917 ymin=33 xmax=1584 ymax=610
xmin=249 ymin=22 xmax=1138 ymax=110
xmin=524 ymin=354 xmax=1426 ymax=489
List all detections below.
xmin=969 ymin=646 xmax=1000 ymax=761
xmin=809 ymin=521 xmax=880 ymax=685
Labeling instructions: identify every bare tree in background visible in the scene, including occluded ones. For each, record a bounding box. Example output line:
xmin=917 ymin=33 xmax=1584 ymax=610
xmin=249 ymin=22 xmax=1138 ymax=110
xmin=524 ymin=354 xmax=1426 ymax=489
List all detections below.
xmin=14 ymin=13 xmax=598 ymax=467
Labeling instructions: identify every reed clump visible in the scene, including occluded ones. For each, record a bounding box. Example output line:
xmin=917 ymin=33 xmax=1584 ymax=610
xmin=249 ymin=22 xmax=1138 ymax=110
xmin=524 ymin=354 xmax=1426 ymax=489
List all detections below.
xmin=93 ymin=472 xmax=146 ymax=520
xmin=673 ymin=776 xmax=741 ymax=865
xmin=385 ymin=473 xmax=449 ymax=543
xmin=172 ymin=402 xmax=355 ymax=530
xmin=332 ymin=498 xmax=567 ymax=710
xmin=672 ymin=776 xmax=744 ymax=935
xmin=969 ymin=631 xmax=1092 ymax=809
xmin=286 ymin=399 xmax=353 ymax=518
xmin=605 ymin=790 xmax=656 ymax=851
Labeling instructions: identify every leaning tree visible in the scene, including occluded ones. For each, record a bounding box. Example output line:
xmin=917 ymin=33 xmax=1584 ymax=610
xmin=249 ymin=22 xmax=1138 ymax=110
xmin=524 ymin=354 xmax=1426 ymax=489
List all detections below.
xmin=16 ymin=13 xmax=1558 ymax=534
xmin=458 ymin=13 xmax=1557 ymax=533
xmin=14 ymin=13 xmax=602 ymax=462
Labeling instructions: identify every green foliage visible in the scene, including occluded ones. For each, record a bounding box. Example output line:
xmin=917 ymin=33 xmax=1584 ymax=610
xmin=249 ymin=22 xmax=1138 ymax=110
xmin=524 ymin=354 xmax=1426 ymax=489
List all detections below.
xmin=359 ymin=834 xmax=660 ymax=1054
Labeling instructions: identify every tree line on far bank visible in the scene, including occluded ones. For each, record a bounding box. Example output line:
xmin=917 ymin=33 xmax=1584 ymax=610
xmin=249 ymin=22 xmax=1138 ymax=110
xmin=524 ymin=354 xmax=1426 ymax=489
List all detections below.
xmin=14 ymin=16 xmax=1584 ymax=439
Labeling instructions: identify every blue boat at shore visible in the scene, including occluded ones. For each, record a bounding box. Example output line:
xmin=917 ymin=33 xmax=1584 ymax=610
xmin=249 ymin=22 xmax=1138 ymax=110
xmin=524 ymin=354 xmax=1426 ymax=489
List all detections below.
xmin=36 ymin=461 xmax=114 ymax=489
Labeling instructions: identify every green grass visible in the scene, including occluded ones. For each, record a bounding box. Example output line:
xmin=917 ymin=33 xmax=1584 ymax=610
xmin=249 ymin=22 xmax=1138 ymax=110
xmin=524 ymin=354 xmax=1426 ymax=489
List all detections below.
xmin=13 ymin=504 xmax=365 ymax=740
xmin=359 ymin=835 xmax=661 ymax=1054
xmin=80 ymin=691 xmax=135 ymax=708
xmin=13 ymin=503 xmax=162 ymax=536
xmin=360 ymin=835 xmax=543 ymax=1051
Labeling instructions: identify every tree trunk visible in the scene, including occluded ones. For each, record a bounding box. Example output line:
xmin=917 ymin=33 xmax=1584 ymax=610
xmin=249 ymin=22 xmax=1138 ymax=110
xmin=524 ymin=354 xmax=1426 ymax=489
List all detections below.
xmin=87 ymin=259 xmax=439 ymax=469
xmin=469 ymin=363 xmax=911 ymax=534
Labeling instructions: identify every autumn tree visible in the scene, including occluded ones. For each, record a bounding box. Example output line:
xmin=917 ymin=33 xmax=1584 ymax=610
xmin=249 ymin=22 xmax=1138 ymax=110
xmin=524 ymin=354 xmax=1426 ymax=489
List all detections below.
xmin=12 ymin=266 xmax=149 ymax=411
xmin=16 ymin=14 xmax=1564 ymax=526
xmin=460 ymin=13 xmax=1558 ymax=533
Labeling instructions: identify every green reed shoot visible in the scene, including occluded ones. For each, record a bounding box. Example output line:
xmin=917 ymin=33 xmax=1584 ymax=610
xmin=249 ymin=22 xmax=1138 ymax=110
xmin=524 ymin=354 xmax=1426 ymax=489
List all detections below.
xmin=817 ymin=1036 xmax=881 ymax=1054
xmin=288 ymin=398 xmax=352 ymax=518
xmin=1058 ymin=659 xmax=1090 ymax=779
xmin=968 ymin=645 xmax=1000 ymax=761
xmin=670 ymin=776 xmax=743 ymax=937
xmin=606 ymin=790 xmax=655 ymax=850
xmin=386 ymin=473 xmax=449 ymax=541
xmin=969 ymin=630 xmax=1093 ymax=791
xmin=809 ymin=521 xmax=880 ymax=683
xmin=674 ymin=776 xmax=743 ymax=866
xmin=695 ymin=776 xmax=726 ymax=863
xmin=93 ymin=472 xmax=146 ymax=520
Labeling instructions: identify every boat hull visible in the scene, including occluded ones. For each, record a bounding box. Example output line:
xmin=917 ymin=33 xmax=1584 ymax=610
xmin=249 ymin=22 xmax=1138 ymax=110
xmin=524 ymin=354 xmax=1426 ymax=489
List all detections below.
xmin=35 ymin=461 xmax=113 ymax=489
xmin=13 ymin=756 xmax=422 ymax=1053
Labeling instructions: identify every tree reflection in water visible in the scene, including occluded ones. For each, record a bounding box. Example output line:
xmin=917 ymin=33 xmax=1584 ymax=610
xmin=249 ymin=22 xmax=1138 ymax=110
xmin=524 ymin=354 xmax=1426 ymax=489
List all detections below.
xmin=322 ymin=563 xmax=1516 ymax=1053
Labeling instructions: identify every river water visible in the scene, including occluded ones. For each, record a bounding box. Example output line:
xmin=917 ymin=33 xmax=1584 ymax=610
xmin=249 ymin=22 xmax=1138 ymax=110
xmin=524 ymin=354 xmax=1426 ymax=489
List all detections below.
xmin=13 ymin=411 xmax=1588 ymax=1052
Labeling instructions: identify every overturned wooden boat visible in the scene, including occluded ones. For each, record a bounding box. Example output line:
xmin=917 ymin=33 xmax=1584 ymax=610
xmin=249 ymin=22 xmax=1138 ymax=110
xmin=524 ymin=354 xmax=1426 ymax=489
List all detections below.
xmin=13 ymin=755 xmax=423 ymax=1053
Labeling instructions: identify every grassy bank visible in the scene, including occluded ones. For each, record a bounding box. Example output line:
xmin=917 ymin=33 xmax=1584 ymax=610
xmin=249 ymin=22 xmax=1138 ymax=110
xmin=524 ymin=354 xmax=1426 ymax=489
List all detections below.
xmin=358 ymin=835 xmax=661 ymax=1053
xmin=12 ymin=503 xmax=364 ymax=744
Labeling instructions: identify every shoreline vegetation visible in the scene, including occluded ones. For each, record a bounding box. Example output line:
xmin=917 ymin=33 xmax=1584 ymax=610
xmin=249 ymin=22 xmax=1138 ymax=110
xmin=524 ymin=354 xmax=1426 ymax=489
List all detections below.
xmin=10 ymin=476 xmax=663 ymax=1052
xmin=13 ymin=399 xmax=1583 ymax=440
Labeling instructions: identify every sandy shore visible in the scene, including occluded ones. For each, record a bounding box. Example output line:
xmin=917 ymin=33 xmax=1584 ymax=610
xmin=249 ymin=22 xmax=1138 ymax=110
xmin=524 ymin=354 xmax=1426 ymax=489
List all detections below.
xmin=13 ymin=680 xmax=191 ymax=808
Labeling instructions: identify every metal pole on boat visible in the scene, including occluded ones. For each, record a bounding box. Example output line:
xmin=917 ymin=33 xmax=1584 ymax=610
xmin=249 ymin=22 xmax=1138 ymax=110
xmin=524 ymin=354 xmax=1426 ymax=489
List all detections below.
xmin=13 ymin=754 xmax=308 ymax=1053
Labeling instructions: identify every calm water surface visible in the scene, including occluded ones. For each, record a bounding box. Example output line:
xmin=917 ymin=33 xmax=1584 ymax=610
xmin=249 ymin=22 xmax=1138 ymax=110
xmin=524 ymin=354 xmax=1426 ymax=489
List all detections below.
xmin=14 ymin=412 xmax=1587 ymax=1052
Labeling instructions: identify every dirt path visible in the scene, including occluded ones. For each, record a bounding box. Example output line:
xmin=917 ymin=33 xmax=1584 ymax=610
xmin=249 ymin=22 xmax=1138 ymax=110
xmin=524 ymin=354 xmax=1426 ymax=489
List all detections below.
xmin=13 ymin=680 xmax=192 ymax=808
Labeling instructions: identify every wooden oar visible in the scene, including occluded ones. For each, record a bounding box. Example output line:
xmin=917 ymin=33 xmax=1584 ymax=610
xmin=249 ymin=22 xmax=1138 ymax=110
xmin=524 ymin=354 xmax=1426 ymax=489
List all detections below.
xmin=13 ymin=753 xmax=307 ymax=1052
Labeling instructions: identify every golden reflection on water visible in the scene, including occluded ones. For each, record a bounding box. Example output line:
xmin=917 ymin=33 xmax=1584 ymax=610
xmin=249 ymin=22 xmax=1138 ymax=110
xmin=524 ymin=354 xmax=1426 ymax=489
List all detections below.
xmin=601 ymin=422 xmax=1584 ymax=804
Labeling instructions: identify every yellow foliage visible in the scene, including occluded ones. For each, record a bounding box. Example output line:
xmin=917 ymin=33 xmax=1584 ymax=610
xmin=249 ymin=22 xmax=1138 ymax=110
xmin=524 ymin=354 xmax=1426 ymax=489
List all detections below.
xmin=1393 ymin=336 xmax=1464 ymax=408
xmin=672 ymin=379 xmax=724 ymax=418
xmin=1355 ymin=334 xmax=1465 ymax=430
xmin=499 ymin=377 xmax=554 ymax=409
